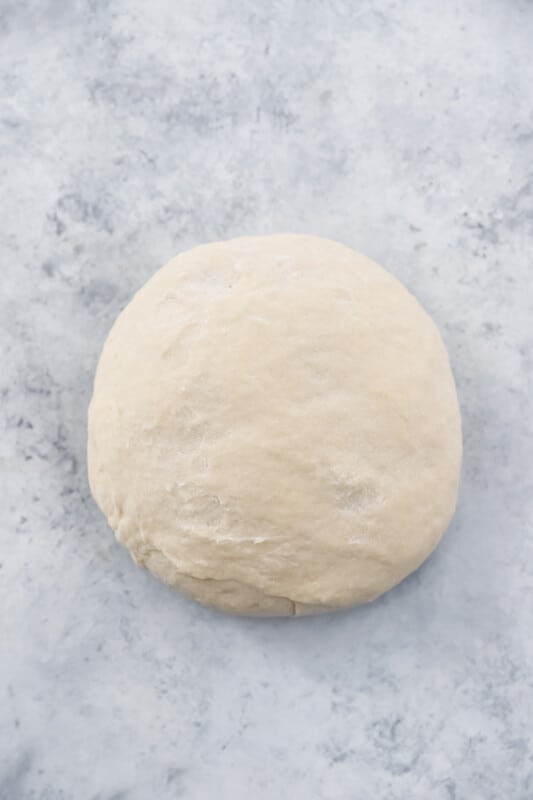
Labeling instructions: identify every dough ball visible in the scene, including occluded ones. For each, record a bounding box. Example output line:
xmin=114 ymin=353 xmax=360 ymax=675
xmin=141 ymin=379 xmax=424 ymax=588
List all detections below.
xmin=88 ymin=235 xmax=461 ymax=616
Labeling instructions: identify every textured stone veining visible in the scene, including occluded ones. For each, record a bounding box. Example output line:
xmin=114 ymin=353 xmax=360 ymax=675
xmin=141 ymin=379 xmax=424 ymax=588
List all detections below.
xmin=1 ymin=1 xmax=533 ymax=798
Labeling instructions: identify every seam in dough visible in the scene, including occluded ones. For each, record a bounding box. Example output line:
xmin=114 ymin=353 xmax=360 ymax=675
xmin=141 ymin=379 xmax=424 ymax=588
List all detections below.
xmin=135 ymin=539 xmax=337 ymax=617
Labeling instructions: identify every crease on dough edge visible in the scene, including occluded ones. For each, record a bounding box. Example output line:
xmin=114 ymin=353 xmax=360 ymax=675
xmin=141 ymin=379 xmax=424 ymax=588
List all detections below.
xmin=131 ymin=537 xmax=334 ymax=617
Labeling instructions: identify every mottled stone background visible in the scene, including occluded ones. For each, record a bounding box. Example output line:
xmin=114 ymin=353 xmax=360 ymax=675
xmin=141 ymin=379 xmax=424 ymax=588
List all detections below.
xmin=1 ymin=1 xmax=532 ymax=798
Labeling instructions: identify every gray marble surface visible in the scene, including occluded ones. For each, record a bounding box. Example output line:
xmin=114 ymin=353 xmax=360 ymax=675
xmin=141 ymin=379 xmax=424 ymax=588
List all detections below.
xmin=1 ymin=1 xmax=533 ymax=798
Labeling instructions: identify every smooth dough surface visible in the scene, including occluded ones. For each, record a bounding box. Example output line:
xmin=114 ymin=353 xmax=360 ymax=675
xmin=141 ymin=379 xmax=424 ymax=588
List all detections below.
xmin=88 ymin=235 xmax=462 ymax=616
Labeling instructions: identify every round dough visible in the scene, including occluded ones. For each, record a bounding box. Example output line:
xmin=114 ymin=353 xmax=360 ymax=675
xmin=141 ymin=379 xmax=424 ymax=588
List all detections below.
xmin=88 ymin=235 xmax=461 ymax=616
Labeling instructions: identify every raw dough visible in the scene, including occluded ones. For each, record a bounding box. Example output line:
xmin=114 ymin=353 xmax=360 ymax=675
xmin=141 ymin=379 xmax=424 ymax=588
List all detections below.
xmin=88 ymin=235 xmax=462 ymax=616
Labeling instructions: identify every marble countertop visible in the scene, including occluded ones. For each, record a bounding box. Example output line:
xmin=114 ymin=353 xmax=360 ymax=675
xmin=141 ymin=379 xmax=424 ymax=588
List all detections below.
xmin=2 ymin=1 xmax=533 ymax=798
